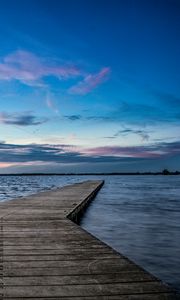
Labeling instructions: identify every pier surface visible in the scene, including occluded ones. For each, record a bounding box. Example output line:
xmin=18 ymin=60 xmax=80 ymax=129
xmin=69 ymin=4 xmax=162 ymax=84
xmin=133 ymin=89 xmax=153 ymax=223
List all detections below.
xmin=0 ymin=180 xmax=178 ymax=299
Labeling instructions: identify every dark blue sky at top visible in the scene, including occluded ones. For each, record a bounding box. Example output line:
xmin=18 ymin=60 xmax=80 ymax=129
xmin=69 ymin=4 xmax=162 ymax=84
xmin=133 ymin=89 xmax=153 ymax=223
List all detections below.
xmin=0 ymin=0 xmax=180 ymax=172
xmin=1 ymin=0 xmax=179 ymax=82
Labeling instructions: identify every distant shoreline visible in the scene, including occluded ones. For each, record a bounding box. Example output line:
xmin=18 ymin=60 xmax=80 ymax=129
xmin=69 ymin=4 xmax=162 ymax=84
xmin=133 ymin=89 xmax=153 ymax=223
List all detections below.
xmin=0 ymin=172 xmax=180 ymax=176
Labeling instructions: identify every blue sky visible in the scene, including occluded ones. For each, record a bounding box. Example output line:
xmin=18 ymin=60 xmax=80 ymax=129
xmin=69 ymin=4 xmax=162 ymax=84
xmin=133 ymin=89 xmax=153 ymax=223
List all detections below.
xmin=0 ymin=0 xmax=180 ymax=173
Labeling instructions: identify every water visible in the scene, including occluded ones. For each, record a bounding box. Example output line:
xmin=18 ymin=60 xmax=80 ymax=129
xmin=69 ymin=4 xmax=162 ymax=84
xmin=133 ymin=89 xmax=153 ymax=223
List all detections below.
xmin=81 ymin=175 xmax=180 ymax=293
xmin=0 ymin=175 xmax=179 ymax=293
xmin=0 ymin=175 xmax=87 ymax=202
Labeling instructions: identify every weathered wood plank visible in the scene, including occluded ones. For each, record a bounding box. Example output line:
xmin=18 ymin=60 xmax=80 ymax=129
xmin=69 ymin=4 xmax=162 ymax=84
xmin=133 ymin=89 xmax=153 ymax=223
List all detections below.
xmin=3 ymin=253 xmax=120 ymax=261
xmin=0 ymin=180 xmax=178 ymax=299
xmin=3 ymin=272 xmax=156 ymax=285
xmin=3 ymin=282 xmax=171 ymax=298
xmin=3 ymin=295 xmax=178 ymax=300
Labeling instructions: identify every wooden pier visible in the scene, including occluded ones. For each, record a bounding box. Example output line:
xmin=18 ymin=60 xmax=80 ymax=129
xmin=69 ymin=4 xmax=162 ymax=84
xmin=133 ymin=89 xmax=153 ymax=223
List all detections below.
xmin=0 ymin=180 xmax=179 ymax=299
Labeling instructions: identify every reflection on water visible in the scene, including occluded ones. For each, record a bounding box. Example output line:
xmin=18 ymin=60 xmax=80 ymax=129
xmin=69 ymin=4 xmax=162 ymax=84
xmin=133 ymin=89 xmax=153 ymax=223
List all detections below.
xmin=0 ymin=175 xmax=180 ymax=293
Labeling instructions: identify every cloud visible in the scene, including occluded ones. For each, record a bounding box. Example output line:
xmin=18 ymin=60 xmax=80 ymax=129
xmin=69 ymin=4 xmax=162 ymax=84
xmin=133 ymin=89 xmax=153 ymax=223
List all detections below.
xmin=0 ymin=111 xmax=48 ymax=126
xmin=0 ymin=50 xmax=81 ymax=86
xmin=68 ymin=67 xmax=110 ymax=95
xmin=114 ymin=128 xmax=150 ymax=141
xmin=46 ymin=96 xmax=59 ymax=114
xmin=83 ymin=146 xmax=159 ymax=158
xmin=82 ymin=141 xmax=180 ymax=158
xmin=0 ymin=140 xmax=180 ymax=168
xmin=63 ymin=98 xmax=180 ymax=127
xmin=0 ymin=50 xmax=111 ymax=95
xmin=64 ymin=102 xmax=166 ymax=125
xmin=63 ymin=114 xmax=112 ymax=122
xmin=0 ymin=162 xmax=17 ymax=168
xmin=0 ymin=142 xmax=119 ymax=164
xmin=64 ymin=115 xmax=82 ymax=121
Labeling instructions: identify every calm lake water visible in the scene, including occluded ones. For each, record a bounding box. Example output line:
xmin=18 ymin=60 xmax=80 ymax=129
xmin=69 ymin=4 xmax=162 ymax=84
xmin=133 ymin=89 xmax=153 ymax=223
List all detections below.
xmin=0 ymin=175 xmax=180 ymax=293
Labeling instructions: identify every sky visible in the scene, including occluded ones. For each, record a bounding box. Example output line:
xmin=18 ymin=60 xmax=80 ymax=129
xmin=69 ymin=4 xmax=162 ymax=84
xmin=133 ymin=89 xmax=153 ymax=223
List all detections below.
xmin=0 ymin=0 xmax=180 ymax=173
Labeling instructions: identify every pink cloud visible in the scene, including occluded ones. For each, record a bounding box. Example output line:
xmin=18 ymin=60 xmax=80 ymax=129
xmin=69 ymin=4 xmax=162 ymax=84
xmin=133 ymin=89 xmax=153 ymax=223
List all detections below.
xmin=0 ymin=50 xmax=81 ymax=86
xmin=0 ymin=141 xmax=179 ymax=170
xmin=0 ymin=161 xmax=54 ymax=169
xmin=69 ymin=67 xmax=111 ymax=95
xmin=0 ymin=162 xmax=16 ymax=168
xmin=82 ymin=146 xmax=162 ymax=158
xmin=0 ymin=50 xmax=111 ymax=94
xmin=46 ymin=96 xmax=59 ymax=114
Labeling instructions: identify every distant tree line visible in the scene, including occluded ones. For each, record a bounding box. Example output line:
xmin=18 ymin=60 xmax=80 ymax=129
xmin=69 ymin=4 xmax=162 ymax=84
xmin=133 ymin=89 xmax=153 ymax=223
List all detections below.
xmin=162 ymin=169 xmax=180 ymax=175
xmin=0 ymin=169 xmax=180 ymax=176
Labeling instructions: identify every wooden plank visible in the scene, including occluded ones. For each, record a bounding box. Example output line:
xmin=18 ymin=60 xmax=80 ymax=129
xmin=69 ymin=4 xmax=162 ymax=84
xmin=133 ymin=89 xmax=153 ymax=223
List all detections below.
xmin=3 ymin=272 xmax=156 ymax=285
xmin=0 ymin=180 xmax=179 ymax=299
xmin=2 ymin=282 xmax=171 ymax=298
xmin=3 ymin=249 xmax=115 ymax=256
xmin=3 ymin=253 xmax=120 ymax=261
xmin=3 ymin=295 xmax=178 ymax=300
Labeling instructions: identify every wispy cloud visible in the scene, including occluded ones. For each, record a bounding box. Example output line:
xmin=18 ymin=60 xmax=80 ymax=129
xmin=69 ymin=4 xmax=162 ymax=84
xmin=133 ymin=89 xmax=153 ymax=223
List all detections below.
xmin=69 ymin=67 xmax=110 ymax=95
xmin=83 ymin=141 xmax=180 ymax=158
xmin=0 ymin=50 xmax=81 ymax=87
xmin=46 ymin=94 xmax=59 ymax=114
xmin=62 ymin=99 xmax=180 ymax=126
xmin=0 ymin=50 xmax=111 ymax=95
xmin=0 ymin=140 xmax=180 ymax=168
xmin=114 ymin=128 xmax=150 ymax=141
xmin=83 ymin=146 xmax=159 ymax=158
xmin=64 ymin=115 xmax=82 ymax=121
xmin=0 ymin=162 xmax=17 ymax=168
xmin=64 ymin=114 xmax=111 ymax=122
xmin=64 ymin=102 xmax=170 ymax=125
xmin=0 ymin=111 xmax=48 ymax=126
